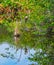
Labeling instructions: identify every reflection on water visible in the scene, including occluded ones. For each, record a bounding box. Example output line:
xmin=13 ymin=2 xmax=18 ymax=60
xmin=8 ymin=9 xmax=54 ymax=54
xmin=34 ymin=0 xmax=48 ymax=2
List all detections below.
xmin=0 ymin=42 xmax=38 ymax=65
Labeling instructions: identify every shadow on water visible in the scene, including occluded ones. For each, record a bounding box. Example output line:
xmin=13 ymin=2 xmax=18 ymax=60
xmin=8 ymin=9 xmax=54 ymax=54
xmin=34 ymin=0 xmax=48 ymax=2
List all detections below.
xmin=0 ymin=25 xmax=54 ymax=65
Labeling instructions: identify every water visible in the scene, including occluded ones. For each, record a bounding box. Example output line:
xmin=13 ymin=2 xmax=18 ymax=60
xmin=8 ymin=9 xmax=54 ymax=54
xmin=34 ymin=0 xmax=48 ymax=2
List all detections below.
xmin=0 ymin=42 xmax=38 ymax=65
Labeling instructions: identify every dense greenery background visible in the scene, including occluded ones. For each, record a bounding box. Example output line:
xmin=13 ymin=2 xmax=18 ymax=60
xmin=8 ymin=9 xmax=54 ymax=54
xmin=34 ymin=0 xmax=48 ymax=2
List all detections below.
xmin=0 ymin=0 xmax=54 ymax=65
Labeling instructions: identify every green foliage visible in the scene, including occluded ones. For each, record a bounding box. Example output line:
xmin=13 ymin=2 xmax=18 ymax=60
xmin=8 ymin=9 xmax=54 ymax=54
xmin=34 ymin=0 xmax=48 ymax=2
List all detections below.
xmin=0 ymin=1 xmax=54 ymax=65
xmin=1 ymin=0 xmax=12 ymax=7
xmin=0 ymin=0 xmax=54 ymax=46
